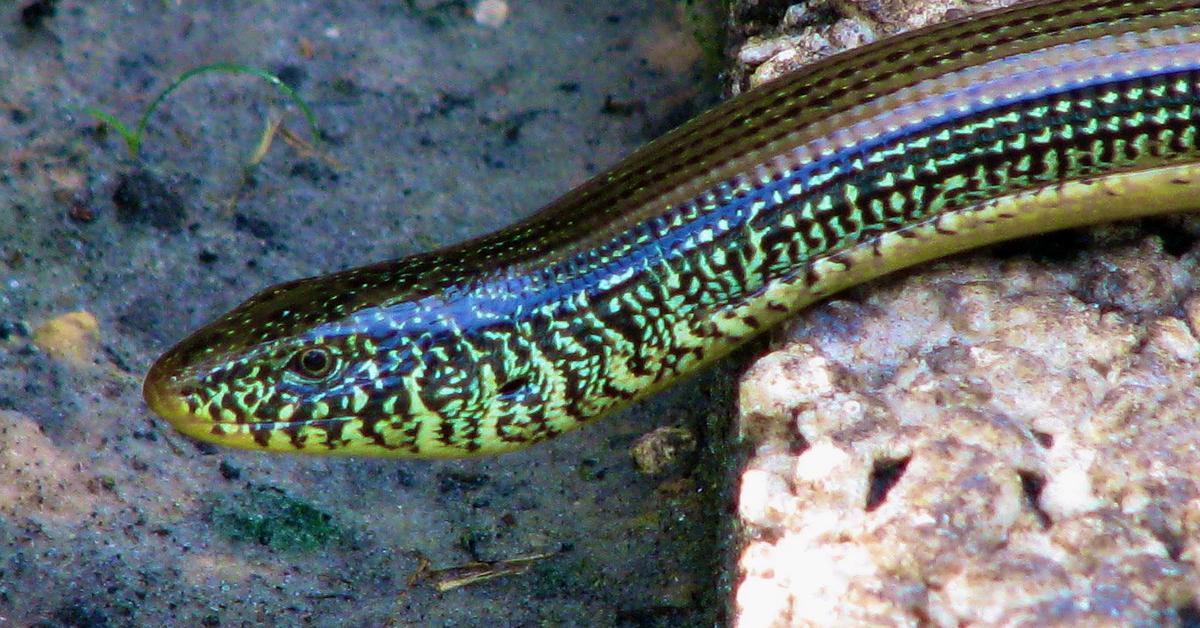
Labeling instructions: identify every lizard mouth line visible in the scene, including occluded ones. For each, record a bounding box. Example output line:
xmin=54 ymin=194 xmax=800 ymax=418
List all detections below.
xmin=145 ymin=385 xmax=353 ymax=431
xmin=144 ymin=381 xmax=368 ymax=453
xmin=144 ymin=373 xmax=351 ymax=440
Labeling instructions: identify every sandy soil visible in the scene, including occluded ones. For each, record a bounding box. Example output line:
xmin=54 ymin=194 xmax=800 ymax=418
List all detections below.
xmin=0 ymin=1 xmax=730 ymax=624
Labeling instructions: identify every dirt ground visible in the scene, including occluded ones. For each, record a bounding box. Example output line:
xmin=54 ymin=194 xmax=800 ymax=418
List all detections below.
xmin=0 ymin=1 xmax=733 ymax=625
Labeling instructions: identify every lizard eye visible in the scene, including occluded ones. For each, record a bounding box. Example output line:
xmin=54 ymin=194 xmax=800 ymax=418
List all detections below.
xmin=289 ymin=347 xmax=336 ymax=380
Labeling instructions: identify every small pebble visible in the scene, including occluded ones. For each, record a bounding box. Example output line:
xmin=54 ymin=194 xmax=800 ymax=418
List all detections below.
xmin=68 ymin=203 xmax=97 ymax=223
xmin=48 ymin=167 xmax=85 ymax=203
xmin=473 ymin=0 xmax=509 ymax=27
xmin=0 ymin=320 xmax=29 ymax=340
xmin=630 ymin=426 xmax=697 ymax=475
xmin=20 ymin=0 xmax=57 ymax=30
xmin=33 ymin=311 xmax=100 ymax=367
xmin=112 ymin=169 xmax=186 ymax=231
xmin=218 ymin=460 xmax=242 ymax=481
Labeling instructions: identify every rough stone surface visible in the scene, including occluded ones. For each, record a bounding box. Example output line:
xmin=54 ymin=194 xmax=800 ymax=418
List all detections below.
xmin=728 ymin=1 xmax=1200 ymax=625
xmin=734 ymin=240 xmax=1200 ymax=626
xmin=728 ymin=0 xmax=1019 ymax=94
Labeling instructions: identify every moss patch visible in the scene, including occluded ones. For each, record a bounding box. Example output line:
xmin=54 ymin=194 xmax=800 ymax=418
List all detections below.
xmin=204 ymin=484 xmax=344 ymax=553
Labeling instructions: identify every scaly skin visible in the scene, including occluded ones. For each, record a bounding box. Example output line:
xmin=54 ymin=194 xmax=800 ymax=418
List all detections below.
xmin=145 ymin=0 xmax=1200 ymax=457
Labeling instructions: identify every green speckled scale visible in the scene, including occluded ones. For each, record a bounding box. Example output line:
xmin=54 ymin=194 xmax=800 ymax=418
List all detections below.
xmin=146 ymin=0 xmax=1200 ymax=457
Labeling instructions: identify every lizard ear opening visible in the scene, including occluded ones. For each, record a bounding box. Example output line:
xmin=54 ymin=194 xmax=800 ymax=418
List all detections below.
xmin=497 ymin=376 xmax=531 ymax=399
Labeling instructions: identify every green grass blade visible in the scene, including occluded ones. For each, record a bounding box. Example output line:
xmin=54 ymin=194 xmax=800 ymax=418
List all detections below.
xmin=82 ymin=106 xmax=141 ymax=155
xmin=133 ymin=62 xmax=321 ymax=154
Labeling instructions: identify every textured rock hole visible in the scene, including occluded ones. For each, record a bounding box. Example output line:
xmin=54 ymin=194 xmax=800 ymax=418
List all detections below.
xmin=992 ymin=230 xmax=1088 ymax=263
xmin=865 ymin=457 xmax=910 ymax=512
xmin=1164 ymin=533 xmax=1186 ymax=562
xmin=731 ymin=1 xmax=796 ymax=28
xmin=787 ymin=421 xmax=811 ymax=455
xmin=1147 ymin=219 xmax=1200 ymax=257
xmin=1175 ymin=602 xmax=1200 ymax=627
xmin=1018 ymin=471 xmax=1051 ymax=529
xmin=1032 ymin=430 xmax=1054 ymax=449
xmin=1148 ymin=519 xmax=1187 ymax=562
